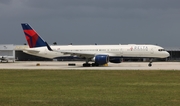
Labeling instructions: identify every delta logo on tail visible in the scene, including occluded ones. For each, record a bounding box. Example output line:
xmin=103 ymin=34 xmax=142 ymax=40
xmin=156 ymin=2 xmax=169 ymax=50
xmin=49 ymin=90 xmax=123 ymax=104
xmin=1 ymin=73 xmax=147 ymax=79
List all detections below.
xmin=21 ymin=23 xmax=47 ymax=48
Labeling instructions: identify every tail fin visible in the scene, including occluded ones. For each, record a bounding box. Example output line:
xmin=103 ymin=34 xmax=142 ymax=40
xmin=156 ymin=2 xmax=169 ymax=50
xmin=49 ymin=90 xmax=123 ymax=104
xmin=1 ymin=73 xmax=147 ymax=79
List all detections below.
xmin=21 ymin=23 xmax=47 ymax=48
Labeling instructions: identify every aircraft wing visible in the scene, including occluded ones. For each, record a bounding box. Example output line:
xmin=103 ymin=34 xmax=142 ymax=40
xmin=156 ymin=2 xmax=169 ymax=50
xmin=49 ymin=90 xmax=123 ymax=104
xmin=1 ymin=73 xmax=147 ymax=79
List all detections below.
xmin=45 ymin=41 xmax=115 ymax=58
xmin=61 ymin=51 xmax=95 ymax=58
xmin=60 ymin=51 xmax=115 ymax=58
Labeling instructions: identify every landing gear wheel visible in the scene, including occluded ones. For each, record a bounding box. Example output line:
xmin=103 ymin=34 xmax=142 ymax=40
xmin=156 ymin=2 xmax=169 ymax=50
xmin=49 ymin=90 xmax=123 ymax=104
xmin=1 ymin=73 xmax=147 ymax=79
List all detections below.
xmin=148 ymin=58 xmax=153 ymax=67
xmin=83 ymin=63 xmax=91 ymax=67
xmin=92 ymin=63 xmax=99 ymax=67
xmin=148 ymin=63 xmax=152 ymax=67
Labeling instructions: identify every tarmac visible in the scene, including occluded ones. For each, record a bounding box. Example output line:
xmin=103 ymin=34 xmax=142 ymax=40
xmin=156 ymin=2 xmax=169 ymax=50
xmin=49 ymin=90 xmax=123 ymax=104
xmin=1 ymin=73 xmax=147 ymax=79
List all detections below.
xmin=0 ymin=61 xmax=180 ymax=70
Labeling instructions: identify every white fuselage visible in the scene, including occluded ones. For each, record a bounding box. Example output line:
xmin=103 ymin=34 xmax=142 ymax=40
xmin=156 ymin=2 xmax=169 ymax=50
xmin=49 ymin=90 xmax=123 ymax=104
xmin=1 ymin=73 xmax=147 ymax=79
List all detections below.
xmin=23 ymin=44 xmax=170 ymax=59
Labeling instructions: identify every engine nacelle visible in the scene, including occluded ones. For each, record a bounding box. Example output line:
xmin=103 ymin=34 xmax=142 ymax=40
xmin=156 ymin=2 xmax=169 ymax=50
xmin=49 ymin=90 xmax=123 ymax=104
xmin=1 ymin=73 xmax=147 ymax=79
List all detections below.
xmin=109 ymin=58 xmax=121 ymax=63
xmin=92 ymin=55 xmax=109 ymax=65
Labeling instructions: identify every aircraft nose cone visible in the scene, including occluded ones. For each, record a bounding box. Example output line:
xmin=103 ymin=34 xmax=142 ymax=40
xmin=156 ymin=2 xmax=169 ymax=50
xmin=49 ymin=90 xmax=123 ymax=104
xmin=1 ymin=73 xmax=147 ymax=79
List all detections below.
xmin=166 ymin=52 xmax=170 ymax=57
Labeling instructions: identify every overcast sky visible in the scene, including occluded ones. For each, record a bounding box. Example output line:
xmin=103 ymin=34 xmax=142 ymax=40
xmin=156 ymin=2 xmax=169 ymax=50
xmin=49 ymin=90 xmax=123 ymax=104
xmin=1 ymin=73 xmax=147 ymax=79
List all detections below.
xmin=0 ymin=0 xmax=180 ymax=47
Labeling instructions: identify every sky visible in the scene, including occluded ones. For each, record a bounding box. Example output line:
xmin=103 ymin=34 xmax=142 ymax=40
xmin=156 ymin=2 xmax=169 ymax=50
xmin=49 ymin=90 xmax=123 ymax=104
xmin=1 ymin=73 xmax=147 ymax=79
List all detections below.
xmin=0 ymin=0 xmax=180 ymax=47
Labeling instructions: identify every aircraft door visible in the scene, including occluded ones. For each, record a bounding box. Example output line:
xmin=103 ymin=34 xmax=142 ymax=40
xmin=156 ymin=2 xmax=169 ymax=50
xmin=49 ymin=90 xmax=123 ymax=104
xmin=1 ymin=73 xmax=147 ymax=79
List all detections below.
xmin=120 ymin=48 xmax=123 ymax=56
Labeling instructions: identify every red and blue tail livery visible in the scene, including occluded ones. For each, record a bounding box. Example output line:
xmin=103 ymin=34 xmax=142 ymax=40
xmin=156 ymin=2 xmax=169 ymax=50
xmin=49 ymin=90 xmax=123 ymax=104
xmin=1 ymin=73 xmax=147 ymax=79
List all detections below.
xmin=21 ymin=23 xmax=47 ymax=48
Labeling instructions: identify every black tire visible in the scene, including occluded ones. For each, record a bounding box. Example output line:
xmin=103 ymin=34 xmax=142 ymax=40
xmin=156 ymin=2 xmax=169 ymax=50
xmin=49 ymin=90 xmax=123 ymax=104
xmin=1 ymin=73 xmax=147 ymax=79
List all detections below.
xmin=92 ymin=63 xmax=99 ymax=67
xmin=148 ymin=63 xmax=152 ymax=67
xmin=83 ymin=63 xmax=91 ymax=67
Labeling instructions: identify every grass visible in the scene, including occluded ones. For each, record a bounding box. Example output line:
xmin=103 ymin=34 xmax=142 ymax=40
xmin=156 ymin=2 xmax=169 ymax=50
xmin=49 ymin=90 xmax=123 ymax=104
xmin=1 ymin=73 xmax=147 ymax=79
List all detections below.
xmin=0 ymin=69 xmax=180 ymax=106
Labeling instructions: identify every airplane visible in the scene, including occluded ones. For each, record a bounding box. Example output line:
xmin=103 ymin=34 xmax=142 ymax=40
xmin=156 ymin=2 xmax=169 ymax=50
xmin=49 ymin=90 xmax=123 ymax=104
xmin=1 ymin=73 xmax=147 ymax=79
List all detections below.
xmin=21 ymin=23 xmax=170 ymax=67
xmin=0 ymin=56 xmax=11 ymax=62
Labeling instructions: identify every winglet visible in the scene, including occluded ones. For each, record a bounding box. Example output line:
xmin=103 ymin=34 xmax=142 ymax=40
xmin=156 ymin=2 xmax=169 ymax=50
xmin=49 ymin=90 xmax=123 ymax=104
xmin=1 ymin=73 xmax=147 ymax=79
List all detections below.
xmin=21 ymin=23 xmax=47 ymax=48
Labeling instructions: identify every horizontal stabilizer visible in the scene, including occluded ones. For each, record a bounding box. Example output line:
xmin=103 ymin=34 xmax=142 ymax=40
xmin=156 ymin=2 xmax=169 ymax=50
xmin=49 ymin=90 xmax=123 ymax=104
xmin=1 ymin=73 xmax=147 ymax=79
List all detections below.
xmin=23 ymin=49 xmax=40 ymax=54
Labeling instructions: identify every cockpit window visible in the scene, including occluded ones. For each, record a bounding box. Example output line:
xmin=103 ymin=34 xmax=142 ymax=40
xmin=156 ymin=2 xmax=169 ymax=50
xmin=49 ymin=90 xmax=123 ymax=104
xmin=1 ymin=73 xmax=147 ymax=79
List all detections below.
xmin=158 ymin=49 xmax=165 ymax=51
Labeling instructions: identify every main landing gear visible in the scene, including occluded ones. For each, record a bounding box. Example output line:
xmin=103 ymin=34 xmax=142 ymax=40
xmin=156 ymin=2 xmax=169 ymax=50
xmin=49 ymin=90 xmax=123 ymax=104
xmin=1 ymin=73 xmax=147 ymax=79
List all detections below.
xmin=148 ymin=58 xmax=153 ymax=67
xmin=83 ymin=63 xmax=99 ymax=67
xmin=83 ymin=59 xmax=91 ymax=67
xmin=83 ymin=63 xmax=91 ymax=67
xmin=82 ymin=59 xmax=99 ymax=67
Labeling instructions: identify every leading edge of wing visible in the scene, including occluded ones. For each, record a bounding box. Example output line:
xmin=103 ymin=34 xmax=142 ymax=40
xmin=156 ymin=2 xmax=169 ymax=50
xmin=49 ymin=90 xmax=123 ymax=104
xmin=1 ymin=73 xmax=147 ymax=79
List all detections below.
xmin=59 ymin=51 xmax=116 ymax=58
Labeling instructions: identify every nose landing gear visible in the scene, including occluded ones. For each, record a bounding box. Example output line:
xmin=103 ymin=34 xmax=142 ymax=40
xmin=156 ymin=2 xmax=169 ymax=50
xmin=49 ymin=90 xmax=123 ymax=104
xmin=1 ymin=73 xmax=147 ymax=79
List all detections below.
xmin=148 ymin=58 xmax=153 ymax=67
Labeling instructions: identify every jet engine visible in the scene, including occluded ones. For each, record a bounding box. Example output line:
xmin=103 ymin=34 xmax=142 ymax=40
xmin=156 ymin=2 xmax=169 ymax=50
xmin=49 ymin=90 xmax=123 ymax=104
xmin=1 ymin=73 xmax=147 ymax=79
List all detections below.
xmin=92 ymin=55 xmax=109 ymax=65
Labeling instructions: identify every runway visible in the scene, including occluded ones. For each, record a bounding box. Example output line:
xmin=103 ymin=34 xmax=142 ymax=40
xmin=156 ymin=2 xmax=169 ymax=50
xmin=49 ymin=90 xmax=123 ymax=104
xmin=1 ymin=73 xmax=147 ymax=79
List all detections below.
xmin=0 ymin=61 xmax=180 ymax=70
